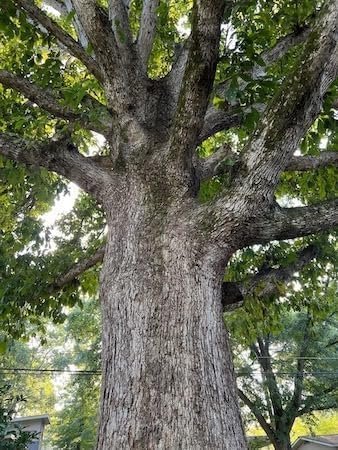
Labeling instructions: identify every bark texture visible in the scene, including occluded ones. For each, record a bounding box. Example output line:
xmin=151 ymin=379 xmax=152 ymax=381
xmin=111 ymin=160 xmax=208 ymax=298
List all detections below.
xmin=97 ymin=180 xmax=246 ymax=448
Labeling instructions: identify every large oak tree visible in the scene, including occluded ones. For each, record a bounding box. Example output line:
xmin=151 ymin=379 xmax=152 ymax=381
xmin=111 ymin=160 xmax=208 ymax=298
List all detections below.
xmin=0 ymin=0 xmax=337 ymax=448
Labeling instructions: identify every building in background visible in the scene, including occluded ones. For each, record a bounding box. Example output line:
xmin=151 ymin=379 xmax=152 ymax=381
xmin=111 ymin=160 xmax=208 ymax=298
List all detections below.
xmin=292 ymin=435 xmax=338 ymax=449
xmin=11 ymin=415 xmax=50 ymax=450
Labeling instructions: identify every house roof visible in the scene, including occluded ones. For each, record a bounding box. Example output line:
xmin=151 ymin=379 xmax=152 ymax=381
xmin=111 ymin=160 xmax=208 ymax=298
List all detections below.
xmin=12 ymin=414 xmax=50 ymax=426
xmin=293 ymin=435 xmax=338 ymax=449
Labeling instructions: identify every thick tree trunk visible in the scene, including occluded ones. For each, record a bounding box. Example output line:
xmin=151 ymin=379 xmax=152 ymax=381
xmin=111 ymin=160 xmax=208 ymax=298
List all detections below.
xmin=96 ymin=179 xmax=247 ymax=449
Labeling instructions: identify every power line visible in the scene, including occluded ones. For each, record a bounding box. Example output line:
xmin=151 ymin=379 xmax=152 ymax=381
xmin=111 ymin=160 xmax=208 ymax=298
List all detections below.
xmin=237 ymin=370 xmax=338 ymax=377
xmin=253 ymin=356 xmax=338 ymax=360
xmin=0 ymin=368 xmax=338 ymax=378
xmin=0 ymin=368 xmax=100 ymax=375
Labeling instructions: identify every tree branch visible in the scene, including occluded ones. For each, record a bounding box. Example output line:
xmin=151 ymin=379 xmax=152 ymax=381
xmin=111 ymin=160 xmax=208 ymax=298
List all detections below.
xmin=286 ymin=151 xmax=338 ymax=171
xmin=108 ymin=0 xmax=132 ymax=48
xmin=297 ymin=384 xmax=338 ymax=416
xmin=253 ymin=25 xmax=312 ymax=77
xmin=53 ymin=245 xmax=105 ymax=289
xmin=231 ymin=0 xmax=338 ymax=209
xmin=237 ymin=389 xmax=275 ymax=444
xmin=14 ymin=0 xmax=102 ymax=82
xmin=287 ymin=316 xmax=311 ymax=417
xmin=222 ymin=245 xmax=319 ymax=309
xmin=250 ymin=200 xmax=338 ymax=245
xmin=170 ymin=0 xmax=225 ymax=155
xmin=254 ymin=337 xmax=284 ymax=422
xmin=203 ymin=24 xmax=312 ymax=139
xmin=70 ymin=0 xmax=140 ymax=119
xmin=197 ymin=143 xmax=237 ymax=180
xmin=0 ymin=133 xmax=111 ymax=199
xmin=137 ymin=0 xmax=159 ymax=71
xmin=0 ymin=70 xmax=110 ymax=134
xmin=198 ymin=107 xmax=243 ymax=144
xmin=62 ymin=0 xmax=90 ymax=49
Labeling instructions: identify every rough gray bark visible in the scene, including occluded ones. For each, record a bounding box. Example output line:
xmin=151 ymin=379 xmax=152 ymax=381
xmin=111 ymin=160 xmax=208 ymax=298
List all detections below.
xmin=97 ymin=177 xmax=246 ymax=448
xmin=1 ymin=0 xmax=338 ymax=448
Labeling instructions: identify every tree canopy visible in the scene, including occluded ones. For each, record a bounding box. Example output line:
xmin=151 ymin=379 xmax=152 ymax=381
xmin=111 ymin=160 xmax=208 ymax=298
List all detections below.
xmin=0 ymin=0 xmax=336 ymax=343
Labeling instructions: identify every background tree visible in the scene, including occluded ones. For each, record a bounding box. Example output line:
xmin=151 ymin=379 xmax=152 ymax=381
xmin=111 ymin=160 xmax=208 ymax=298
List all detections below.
xmin=0 ymin=384 xmax=38 ymax=449
xmin=226 ymin=245 xmax=338 ymax=450
xmin=0 ymin=0 xmax=337 ymax=447
xmin=50 ymin=298 xmax=101 ymax=450
xmin=0 ymin=297 xmax=101 ymax=449
xmin=0 ymin=338 xmax=56 ymax=417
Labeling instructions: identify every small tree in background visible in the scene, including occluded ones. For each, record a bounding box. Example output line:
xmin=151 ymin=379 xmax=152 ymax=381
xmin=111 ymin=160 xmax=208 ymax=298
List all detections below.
xmin=226 ymin=248 xmax=338 ymax=450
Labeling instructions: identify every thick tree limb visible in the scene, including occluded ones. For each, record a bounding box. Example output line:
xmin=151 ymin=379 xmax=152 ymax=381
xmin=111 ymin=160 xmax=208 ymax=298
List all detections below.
xmin=0 ymin=70 xmax=110 ymax=134
xmin=250 ymin=200 xmax=338 ymax=245
xmin=14 ymin=0 xmax=102 ymax=82
xmin=108 ymin=0 xmax=132 ymax=49
xmin=238 ymin=0 xmax=338 ymax=208
xmin=286 ymin=151 xmax=338 ymax=171
xmin=54 ymin=245 xmax=105 ymax=289
xmin=71 ymin=0 xmax=117 ymax=77
xmin=71 ymin=0 xmax=140 ymax=119
xmin=137 ymin=0 xmax=159 ymax=70
xmin=0 ymin=133 xmax=111 ymax=199
xmin=170 ymin=0 xmax=225 ymax=155
xmin=198 ymin=107 xmax=243 ymax=144
xmin=222 ymin=245 xmax=319 ymax=309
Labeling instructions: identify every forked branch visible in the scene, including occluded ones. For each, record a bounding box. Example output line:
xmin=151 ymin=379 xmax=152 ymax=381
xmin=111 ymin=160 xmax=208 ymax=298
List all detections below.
xmin=170 ymin=0 xmax=225 ymax=154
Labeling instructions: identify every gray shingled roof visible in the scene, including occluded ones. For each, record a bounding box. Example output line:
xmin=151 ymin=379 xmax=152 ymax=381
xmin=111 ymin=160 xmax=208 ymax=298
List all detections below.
xmin=293 ymin=435 xmax=338 ymax=449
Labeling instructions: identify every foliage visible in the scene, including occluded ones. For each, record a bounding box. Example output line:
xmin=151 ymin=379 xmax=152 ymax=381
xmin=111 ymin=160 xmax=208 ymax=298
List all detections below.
xmin=0 ymin=384 xmax=38 ymax=450
xmin=0 ymin=0 xmax=336 ymax=343
xmin=228 ymin=277 xmax=338 ymax=448
xmin=0 ymin=298 xmax=100 ymax=449
xmin=49 ymin=298 xmax=101 ymax=449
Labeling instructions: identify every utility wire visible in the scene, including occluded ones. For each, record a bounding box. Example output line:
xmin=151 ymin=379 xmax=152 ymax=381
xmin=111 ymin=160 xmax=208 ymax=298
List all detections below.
xmin=0 ymin=368 xmax=338 ymax=378
xmin=253 ymin=356 xmax=338 ymax=360
xmin=0 ymin=368 xmax=100 ymax=375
